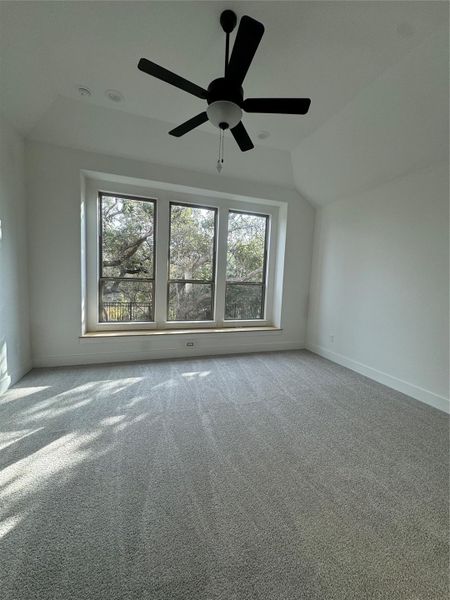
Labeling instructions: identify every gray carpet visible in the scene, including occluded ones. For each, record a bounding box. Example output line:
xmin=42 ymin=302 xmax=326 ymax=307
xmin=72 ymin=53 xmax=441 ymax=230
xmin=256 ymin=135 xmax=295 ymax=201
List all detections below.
xmin=0 ymin=350 xmax=448 ymax=599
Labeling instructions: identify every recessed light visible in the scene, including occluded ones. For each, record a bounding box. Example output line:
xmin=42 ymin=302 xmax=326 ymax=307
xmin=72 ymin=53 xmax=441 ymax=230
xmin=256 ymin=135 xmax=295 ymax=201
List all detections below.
xmin=78 ymin=86 xmax=92 ymax=97
xmin=257 ymin=130 xmax=270 ymax=140
xmin=105 ymin=89 xmax=124 ymax=103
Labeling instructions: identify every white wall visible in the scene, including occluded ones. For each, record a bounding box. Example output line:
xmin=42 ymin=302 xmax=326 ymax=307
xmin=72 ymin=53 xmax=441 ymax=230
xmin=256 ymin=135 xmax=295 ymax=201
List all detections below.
xmin=26 ymin=140 xmax=314 ymax=367
xmin=0 ymin=116 xmax=31 ymax=391
xmin=307 ymin=162 xmax=449 ymax=412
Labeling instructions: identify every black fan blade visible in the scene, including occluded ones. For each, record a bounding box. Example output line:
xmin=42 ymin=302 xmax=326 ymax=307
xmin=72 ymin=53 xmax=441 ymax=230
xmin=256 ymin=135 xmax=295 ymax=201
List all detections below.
xmin=226 ymin=16 xmax=265 ymax=85
xmin=243 ymin=98 xmax=311 ymax=114
xmin=138 ymin=58 xmax=207 ymax=99
xmin=230 ymin=122 xmax=254 ymax=152
xmin=169 ymin=112 xmax=208 ymax=137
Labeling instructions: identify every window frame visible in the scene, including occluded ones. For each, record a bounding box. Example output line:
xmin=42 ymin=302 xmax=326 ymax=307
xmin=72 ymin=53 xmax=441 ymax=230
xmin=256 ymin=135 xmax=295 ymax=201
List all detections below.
xmin=167 ymin=201 xmax=218 ymax=323
xmin=224 ymin=209 xmax=270 ymax=322
xmin=98 ymin=192 xmax=157 ymax=325
xmin=84 ymin=178 xmax=278 ymax=332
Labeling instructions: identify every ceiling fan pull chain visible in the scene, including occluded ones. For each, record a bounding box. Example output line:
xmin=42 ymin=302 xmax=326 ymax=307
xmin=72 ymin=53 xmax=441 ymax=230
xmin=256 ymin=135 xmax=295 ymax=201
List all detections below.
xmin=221 ymin=129 xmax=225 ymax=166
xmin=217 ymin=129 xmax=223 ymax=173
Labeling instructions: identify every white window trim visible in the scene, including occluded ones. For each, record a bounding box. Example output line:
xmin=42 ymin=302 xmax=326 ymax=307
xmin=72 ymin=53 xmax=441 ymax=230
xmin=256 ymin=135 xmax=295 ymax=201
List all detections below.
xmin=84 ymin=177 xmax=280 ymax=333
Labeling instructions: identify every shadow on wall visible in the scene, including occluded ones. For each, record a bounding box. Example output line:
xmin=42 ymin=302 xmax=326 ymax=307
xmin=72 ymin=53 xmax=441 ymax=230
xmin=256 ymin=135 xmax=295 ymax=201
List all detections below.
xmin=0 ymin=339 xmax=11 ymax=394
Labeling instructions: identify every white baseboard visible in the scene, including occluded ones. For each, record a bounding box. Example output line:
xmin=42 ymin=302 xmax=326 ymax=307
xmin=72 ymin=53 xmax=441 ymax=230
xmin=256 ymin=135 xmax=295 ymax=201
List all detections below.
xmin=0 ymin=373 xmax=11 ymax=395
xmin=307 ymin=343 xmax=449 ymax=414
xmin=0 ymin=362 xmax=32 ymax=395
xmin=32 ymin=340 xmax=305 ymax=368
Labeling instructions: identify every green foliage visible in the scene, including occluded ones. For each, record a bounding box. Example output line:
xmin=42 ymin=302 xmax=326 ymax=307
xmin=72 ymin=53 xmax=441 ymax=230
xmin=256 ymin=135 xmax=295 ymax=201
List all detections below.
xmin=101 ymin=196 xmax=154 ymax=278
xmin=225 ymin=284 xmax=263 ymax=320
xmin=168 ymin=283 xmax=212 ymax=321
xmin=168 ymin=205 xmax=215 ymax=320
xmin=226 ymin=212 xmax=266 ymax=282
xmin=224 ymin=212 xmax=267 ymax=320
xmin=169 ymin=205 xmax=215 ymax=281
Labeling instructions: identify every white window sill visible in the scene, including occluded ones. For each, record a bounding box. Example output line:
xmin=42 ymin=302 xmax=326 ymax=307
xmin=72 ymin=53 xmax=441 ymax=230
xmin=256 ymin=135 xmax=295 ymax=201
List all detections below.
xmin=80 ymin=326 xmax=281 ymax=338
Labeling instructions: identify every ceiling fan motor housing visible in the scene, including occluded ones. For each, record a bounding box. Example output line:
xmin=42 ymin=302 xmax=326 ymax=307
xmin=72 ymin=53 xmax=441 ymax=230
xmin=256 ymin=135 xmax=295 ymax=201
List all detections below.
xmin=206 ymin=78 xmax=243 ymax=129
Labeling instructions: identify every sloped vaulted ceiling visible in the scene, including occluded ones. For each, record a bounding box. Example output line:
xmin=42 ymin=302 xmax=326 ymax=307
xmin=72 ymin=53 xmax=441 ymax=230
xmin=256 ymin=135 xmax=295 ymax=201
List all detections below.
xmin=291 ymin=25 xmax=449 ymax=206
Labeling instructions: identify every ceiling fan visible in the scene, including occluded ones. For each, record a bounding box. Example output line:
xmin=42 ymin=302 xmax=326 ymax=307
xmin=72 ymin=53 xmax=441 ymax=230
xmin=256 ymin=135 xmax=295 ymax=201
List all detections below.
xmin=138 ymin=10 xmax=311 ymax=153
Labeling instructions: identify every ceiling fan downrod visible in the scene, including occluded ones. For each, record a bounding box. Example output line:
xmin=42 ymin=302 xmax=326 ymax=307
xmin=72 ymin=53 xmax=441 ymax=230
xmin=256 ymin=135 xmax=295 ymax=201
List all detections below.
xmin=220 ymin=9 xmax=237 ymax=75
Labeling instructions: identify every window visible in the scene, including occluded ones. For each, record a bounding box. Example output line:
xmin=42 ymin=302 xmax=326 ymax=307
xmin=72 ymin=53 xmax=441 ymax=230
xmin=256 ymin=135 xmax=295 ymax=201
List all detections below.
xmin=168 ymin=203 xmax=217 ymax=321
xmin=225 ymin=211 xmax=268 ymax=320
xmin=85 ymin=180 xmax=279 ymax=332
xmin=98 ymin=193 xmax=155 ymax=322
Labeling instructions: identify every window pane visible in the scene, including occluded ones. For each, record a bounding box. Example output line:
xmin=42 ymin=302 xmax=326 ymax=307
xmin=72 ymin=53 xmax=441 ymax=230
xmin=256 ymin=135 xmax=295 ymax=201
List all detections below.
xmin=225 ymin=283 xmax=264 ymax=320
xmin=168 ymin=283 xmax=213 ymax=321
xmin=226 ymin=212 xmax=267 ymax=282
xmin=101 ymin=195 xmax=155 ymax=279
xmin=100 ymin=279 xmax=153 ymax=322
xmin=169 ymin=204 xmax=216 ymax=281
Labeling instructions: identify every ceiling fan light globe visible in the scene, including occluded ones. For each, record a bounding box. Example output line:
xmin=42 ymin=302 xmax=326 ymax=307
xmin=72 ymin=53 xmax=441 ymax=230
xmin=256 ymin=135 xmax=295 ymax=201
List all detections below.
xmin=207 ymin=101 xmax=242 ymax=129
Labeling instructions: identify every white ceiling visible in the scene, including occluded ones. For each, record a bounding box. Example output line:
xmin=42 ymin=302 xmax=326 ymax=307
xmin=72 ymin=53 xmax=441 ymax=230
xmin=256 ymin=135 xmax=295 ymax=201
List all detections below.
xmin=0 ymin=0 xmax=447 ymax=151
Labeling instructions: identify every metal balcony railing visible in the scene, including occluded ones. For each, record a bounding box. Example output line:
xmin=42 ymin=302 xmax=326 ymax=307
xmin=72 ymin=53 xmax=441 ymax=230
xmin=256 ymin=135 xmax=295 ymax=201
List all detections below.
xmin=101 ymin=302 xmax=152 ymax=322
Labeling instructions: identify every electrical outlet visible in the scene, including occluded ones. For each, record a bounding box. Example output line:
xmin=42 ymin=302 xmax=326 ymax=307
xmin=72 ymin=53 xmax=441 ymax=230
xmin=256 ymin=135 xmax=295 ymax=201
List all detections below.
xmin=329 ymin=335 xmax=334 ymax=343
xmin=186 ymin=341 xmax=194 ymax=348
